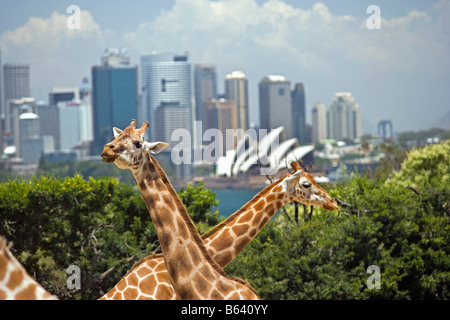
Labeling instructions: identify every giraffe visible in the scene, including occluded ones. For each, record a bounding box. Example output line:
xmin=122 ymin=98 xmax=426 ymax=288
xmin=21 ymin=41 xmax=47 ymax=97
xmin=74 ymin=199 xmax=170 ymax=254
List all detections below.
xmin=99 ymin=124 xmax=338 ymax=299
xmin=100 ymin=120 xmax=259 ymax=300
xmin=0 ymin=237 xmax=57 ymax=300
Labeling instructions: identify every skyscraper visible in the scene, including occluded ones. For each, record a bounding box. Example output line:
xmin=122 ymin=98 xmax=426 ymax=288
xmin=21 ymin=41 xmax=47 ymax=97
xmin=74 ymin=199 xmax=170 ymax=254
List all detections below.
xmin=291 ymin=83 xmax=306 ymax=143
xmin=312 ymin=103 xmax=327 ymax=142
xmin=327 ymin=92 xmax=362 ymax=141
xmin=2 ymin=64 xmax=30 ymax=135
xmin=140 ymin=52 xmax=193 ymax=179
xmin=205 ymin=98 xmax=238 ymax=156
xmin=91 ymin=48 xmax=138 ymax=154
xmin=225 ymin=71 xmax=249 ymax=131
xmin=194 ymin=64 xmax=217 ymax=125
xmin=259 ymin=75 xmax=292 ymax=139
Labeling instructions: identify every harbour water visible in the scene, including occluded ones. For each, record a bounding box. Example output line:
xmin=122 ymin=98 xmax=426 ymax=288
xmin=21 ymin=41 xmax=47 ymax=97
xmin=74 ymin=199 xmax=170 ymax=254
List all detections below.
xmin=211 ymin=188 xmax=259 ymax=218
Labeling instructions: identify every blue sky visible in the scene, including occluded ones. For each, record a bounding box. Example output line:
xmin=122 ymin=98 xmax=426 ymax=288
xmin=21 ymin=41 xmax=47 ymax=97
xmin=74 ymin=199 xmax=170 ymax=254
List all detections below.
xmin=1 ymin=0 xmax=449 ymax=133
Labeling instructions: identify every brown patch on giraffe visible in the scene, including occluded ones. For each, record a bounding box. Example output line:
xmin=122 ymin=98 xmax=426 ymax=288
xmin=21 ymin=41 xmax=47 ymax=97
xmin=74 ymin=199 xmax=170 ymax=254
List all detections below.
xmin=7 ymin=270 xmax=23 ymax=290
xmin=135 ymin=266 xmax=150 ymax=279
xmin=251 ymin=214 xmax=262 ymax=227
xmin=237 ymin=213 xmax=252 ymax=224
xmin=232 ymin=224 xmax=250 ymax=237
xmin=160 ymin=233 xmax=173 ymax=251
xmin=157 ymin=283 xmax=174 ymax=300
xmin=169 ymin=251 xmax=193 ymax=280
xmin=253 ymin=199 xmax=265 ymax=212
xmin=210 ymin=229 xmax=234 ymax=252
xmin=154 ymin=260 xmax=167 ymax=272
xmin=199 ymin=265 xmax=216 ymax=282
xmin=127 ymin=272 xmax=139 ymax=287
xmin=116 ymin=278 xmax=127 ymax=291
xmin=193 ymin=275 xmax=209 ymax=295
xmin=249 ymin=228 xmax=257 ymax=238
xmin=259 ymin=216 xmax=270 ymax=229
xmin=154 ymin=179 xmax=166 ymax=192
xmin=266 ymin=193 xmax=276 ymax=202
xmin=210 ymin=289 xmax=224 ymax=299
xmin=0 ymin=289 xmax=6 ymax=300
xmin=0 ymin=254 xmax=7 ymax=281
xmin=215 ymin=251 xmax=233 ymax=267
xmin=125 ymin=287 xmax=139 ymax=300
xmin=162 ymin=194 xmax=176 ymax=212
xmin=217 ymin=279 xmax=233 ymax=293
xmin=139 ymin=274 xmax=158 ymax=293
xmin=113 ymin=291 xmax=124 ymax=300
xmin=235 ymin=237 xmax=248 ymax=255
xmin=139 ymin=180 xmax=146 ymax=192
xmin=276 ymin=201 xmax=282 ymax=208
xmin=189 ymin=244 xmax=202 ymax=266
xmin=277 ymin=193 xmax=285 ymax=200
xmin=176 ymin=217 xmax=190 ymax=240
xmin=15 ymin=284 xmax=36 ymax=300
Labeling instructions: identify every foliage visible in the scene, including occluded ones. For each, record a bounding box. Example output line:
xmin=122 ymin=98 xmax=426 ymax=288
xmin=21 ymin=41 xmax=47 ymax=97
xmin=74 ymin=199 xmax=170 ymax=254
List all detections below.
xmin=177 ymin=181 xmax=222 ymax=233
xmin=226 ymin=141 xmax=450 ymax=300
xmin=0 ymin=175 xmax=220 ymax=300
xmin=1 ymin=140 xmax=448 ymax=300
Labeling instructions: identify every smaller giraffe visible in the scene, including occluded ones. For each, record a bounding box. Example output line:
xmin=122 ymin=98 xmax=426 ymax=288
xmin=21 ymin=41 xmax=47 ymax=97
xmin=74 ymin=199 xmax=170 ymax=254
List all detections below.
xmin=0 ymin=237 xmax=57 ymax=300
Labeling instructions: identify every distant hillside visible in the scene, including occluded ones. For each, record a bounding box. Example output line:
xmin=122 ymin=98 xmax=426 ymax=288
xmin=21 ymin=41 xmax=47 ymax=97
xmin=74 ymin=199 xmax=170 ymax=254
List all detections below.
xmin=432 ymin=110 xmax=450 ymax=129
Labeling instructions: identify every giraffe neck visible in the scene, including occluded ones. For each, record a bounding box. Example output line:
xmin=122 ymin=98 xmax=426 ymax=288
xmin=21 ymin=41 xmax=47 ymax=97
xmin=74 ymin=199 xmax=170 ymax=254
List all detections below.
xmin=131 ymin=154 xmax=227 ymax=299
xmin=0 ymin=238 xmax=56 ymax=300
xmin=202 ymin=177 xmax=293 ymax=267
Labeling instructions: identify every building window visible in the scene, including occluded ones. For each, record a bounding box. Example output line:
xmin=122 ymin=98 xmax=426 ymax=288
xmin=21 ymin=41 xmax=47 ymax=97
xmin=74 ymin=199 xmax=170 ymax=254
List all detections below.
xmin=278 ymin=88 xmax=285 ymax=96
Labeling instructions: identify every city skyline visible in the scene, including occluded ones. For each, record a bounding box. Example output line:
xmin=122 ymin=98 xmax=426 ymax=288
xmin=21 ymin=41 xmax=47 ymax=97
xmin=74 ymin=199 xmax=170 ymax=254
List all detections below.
xmin=0 ymin=0 xmax=449 ymax=133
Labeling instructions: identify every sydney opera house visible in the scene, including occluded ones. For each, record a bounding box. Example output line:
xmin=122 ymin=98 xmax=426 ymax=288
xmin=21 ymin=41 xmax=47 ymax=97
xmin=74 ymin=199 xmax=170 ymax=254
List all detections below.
xmin=215 ymin=126 xmax=315 ymax=178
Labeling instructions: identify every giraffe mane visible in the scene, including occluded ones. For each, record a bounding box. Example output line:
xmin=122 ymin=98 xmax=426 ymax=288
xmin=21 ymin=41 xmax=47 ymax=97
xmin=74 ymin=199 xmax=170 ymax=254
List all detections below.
xmin=147 ymin=153 xmax=228 ymax=278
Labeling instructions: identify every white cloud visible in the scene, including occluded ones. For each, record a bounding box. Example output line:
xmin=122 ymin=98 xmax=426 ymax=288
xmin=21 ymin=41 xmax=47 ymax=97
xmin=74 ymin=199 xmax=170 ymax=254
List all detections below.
xmin=0 ymin=0 xmax=449 ymax=131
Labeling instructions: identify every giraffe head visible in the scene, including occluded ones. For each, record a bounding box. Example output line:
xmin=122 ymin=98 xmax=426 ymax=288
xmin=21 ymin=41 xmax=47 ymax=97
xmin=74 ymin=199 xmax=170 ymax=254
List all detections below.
xmin=100 ymin=120 xmax=169 ymax=169
xmin=281 ymin=162 xmax=339 ymax=211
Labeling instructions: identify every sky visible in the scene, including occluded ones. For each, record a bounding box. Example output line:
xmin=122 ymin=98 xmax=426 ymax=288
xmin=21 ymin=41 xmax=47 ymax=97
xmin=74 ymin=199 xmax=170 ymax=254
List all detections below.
xmin=1 ymin=0 xmax=449 ymax=134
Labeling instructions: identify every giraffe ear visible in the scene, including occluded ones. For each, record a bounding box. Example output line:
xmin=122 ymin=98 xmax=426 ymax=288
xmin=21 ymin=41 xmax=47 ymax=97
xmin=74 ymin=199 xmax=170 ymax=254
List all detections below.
xmin=113 ymin=127 xmax=123 ymax=138
xmin=143 ymin=141 xmax=169 ymax=154
xmin=281 ymin=170 xmax=302 ymax=193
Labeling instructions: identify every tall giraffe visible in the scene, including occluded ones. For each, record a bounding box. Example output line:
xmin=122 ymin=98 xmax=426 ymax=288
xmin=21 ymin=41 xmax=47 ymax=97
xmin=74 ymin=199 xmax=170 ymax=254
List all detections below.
xmin=100 ymin=125 xmax=338 ymax=299
xmin=100 ymin=120 xmax=259 ymax=300
xmin=0 ymin=237 xmax=57 ymax=300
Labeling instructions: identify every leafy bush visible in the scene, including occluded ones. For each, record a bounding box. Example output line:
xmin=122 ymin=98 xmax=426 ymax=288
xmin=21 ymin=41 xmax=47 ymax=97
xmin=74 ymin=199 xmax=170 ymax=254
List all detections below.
xmin=226 ymin=142 xmax=450 ymax=300
xmin=0 ymin=175 xmax=220 ymax=299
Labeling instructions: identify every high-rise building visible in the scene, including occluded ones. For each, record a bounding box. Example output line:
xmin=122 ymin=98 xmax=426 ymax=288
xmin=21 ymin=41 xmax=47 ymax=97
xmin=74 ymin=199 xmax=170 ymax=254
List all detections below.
xmin=19 ymin=112 xmax=42 ymax=163
xmin=49 ymin=87 xmax=80 ymax=106
xmin=327 ymin=92 xmax=362 ymax=141
xmin=140 ymin=52 xmax=193 ymax=179
xmin=194 ymin=64 xmax=217 ymax=125
xmin=58 ymin=100 xmax=92 ymax=152
xmin=291 ymin=83 xmax=306 ymax=143
xmin=205 ymin=98 xmax=238 ymax=156
xmin=259 ymin=75 xmax=292 ymax=139
xmin=91 ymin=48 xmax=138 ymax=155
xmin=312 ymin=103 xmax=327 ymax=143
xmin=2 ymin=64 xmax=31 ymax=135
xmin=225 ymin=71 xmax=249 ymax=131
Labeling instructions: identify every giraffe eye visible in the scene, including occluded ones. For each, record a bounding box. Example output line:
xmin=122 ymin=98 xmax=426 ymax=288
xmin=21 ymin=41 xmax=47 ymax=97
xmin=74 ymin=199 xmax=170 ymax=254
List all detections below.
xmin=303 ymin=182 xmax=311 ymax=189
xmin=134 ymin=141 xmax=142 ymax=149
